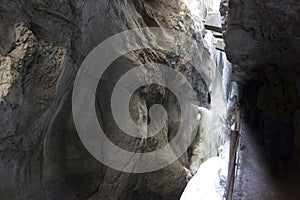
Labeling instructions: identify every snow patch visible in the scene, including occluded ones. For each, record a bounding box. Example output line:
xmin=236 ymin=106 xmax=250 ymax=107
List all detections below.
xmin=181 ymin=141 xmax=230 ymax=200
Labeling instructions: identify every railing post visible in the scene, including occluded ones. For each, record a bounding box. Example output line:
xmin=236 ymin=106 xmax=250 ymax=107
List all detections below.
xmin=224 ymin=106 xmax=241 ymax=200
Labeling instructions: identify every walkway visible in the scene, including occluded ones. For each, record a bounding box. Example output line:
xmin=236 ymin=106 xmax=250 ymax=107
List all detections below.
xmin=233 ymin=121 xmax=300 ymax=200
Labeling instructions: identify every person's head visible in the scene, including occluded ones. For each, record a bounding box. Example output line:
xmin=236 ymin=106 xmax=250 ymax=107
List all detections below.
xmin=265 ymin=64 xmax=280 ymax=83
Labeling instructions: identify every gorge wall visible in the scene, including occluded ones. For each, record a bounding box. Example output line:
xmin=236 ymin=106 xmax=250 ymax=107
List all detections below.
xmin=0 ymin=0 xmax=226 ymax=199
xmin=221 ymin=0 xmax=300 ymax=83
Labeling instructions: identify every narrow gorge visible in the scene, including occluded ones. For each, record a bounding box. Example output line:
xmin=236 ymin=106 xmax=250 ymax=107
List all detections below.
xmin=0 ymin=0 xmax=299 ymax=200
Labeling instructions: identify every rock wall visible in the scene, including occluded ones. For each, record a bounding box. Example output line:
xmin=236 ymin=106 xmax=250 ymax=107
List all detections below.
xmin=221 ymin=0 xmax=300 ymax=83
xmin=0 ymin=0 xmax=221 ymax=199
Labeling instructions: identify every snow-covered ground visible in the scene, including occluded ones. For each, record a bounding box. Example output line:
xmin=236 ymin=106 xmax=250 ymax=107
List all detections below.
xmin=181 ymin=141 xmax=229 ymax=200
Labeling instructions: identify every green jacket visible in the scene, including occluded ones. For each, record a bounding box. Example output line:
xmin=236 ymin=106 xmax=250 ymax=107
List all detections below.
xmin=257 ymin=82 xmax=300 ymax=122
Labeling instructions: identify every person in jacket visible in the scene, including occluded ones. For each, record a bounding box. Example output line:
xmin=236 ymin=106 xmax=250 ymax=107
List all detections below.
xmin=257 ymin=64 xmax=300 ymax=178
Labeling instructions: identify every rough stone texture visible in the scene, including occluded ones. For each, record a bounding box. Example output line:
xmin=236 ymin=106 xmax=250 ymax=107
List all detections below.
xmin=221 ymin=0 xmax=300 ymax=83
xmin=0 ymin=0 xmax=213 ymax=199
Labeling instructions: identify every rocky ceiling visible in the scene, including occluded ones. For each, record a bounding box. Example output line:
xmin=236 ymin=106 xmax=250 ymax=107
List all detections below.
xmin=221 ymin=0 xmax=300 ymax=83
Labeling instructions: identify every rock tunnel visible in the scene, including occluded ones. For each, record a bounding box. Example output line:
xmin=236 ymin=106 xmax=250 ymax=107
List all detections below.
xmin=0 ymin=0 xmax=299 ymax=199
xmin=223 ymin=0 xmax=300 ymax=199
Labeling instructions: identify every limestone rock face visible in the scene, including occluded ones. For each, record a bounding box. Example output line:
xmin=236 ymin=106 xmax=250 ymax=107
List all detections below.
xmin=222 ymin=0 xmax=300 ymax=82
xmin=0 ymin=0 xmax=212 ymax=199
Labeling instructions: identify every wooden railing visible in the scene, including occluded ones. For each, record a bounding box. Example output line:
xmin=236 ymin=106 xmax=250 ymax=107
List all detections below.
xmin=224 ymin=106 xmax=241 ymax=200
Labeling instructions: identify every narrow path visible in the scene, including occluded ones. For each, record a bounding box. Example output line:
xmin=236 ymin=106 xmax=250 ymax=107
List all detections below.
xmin=233 ymin=121 xmax=300 ymax=200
